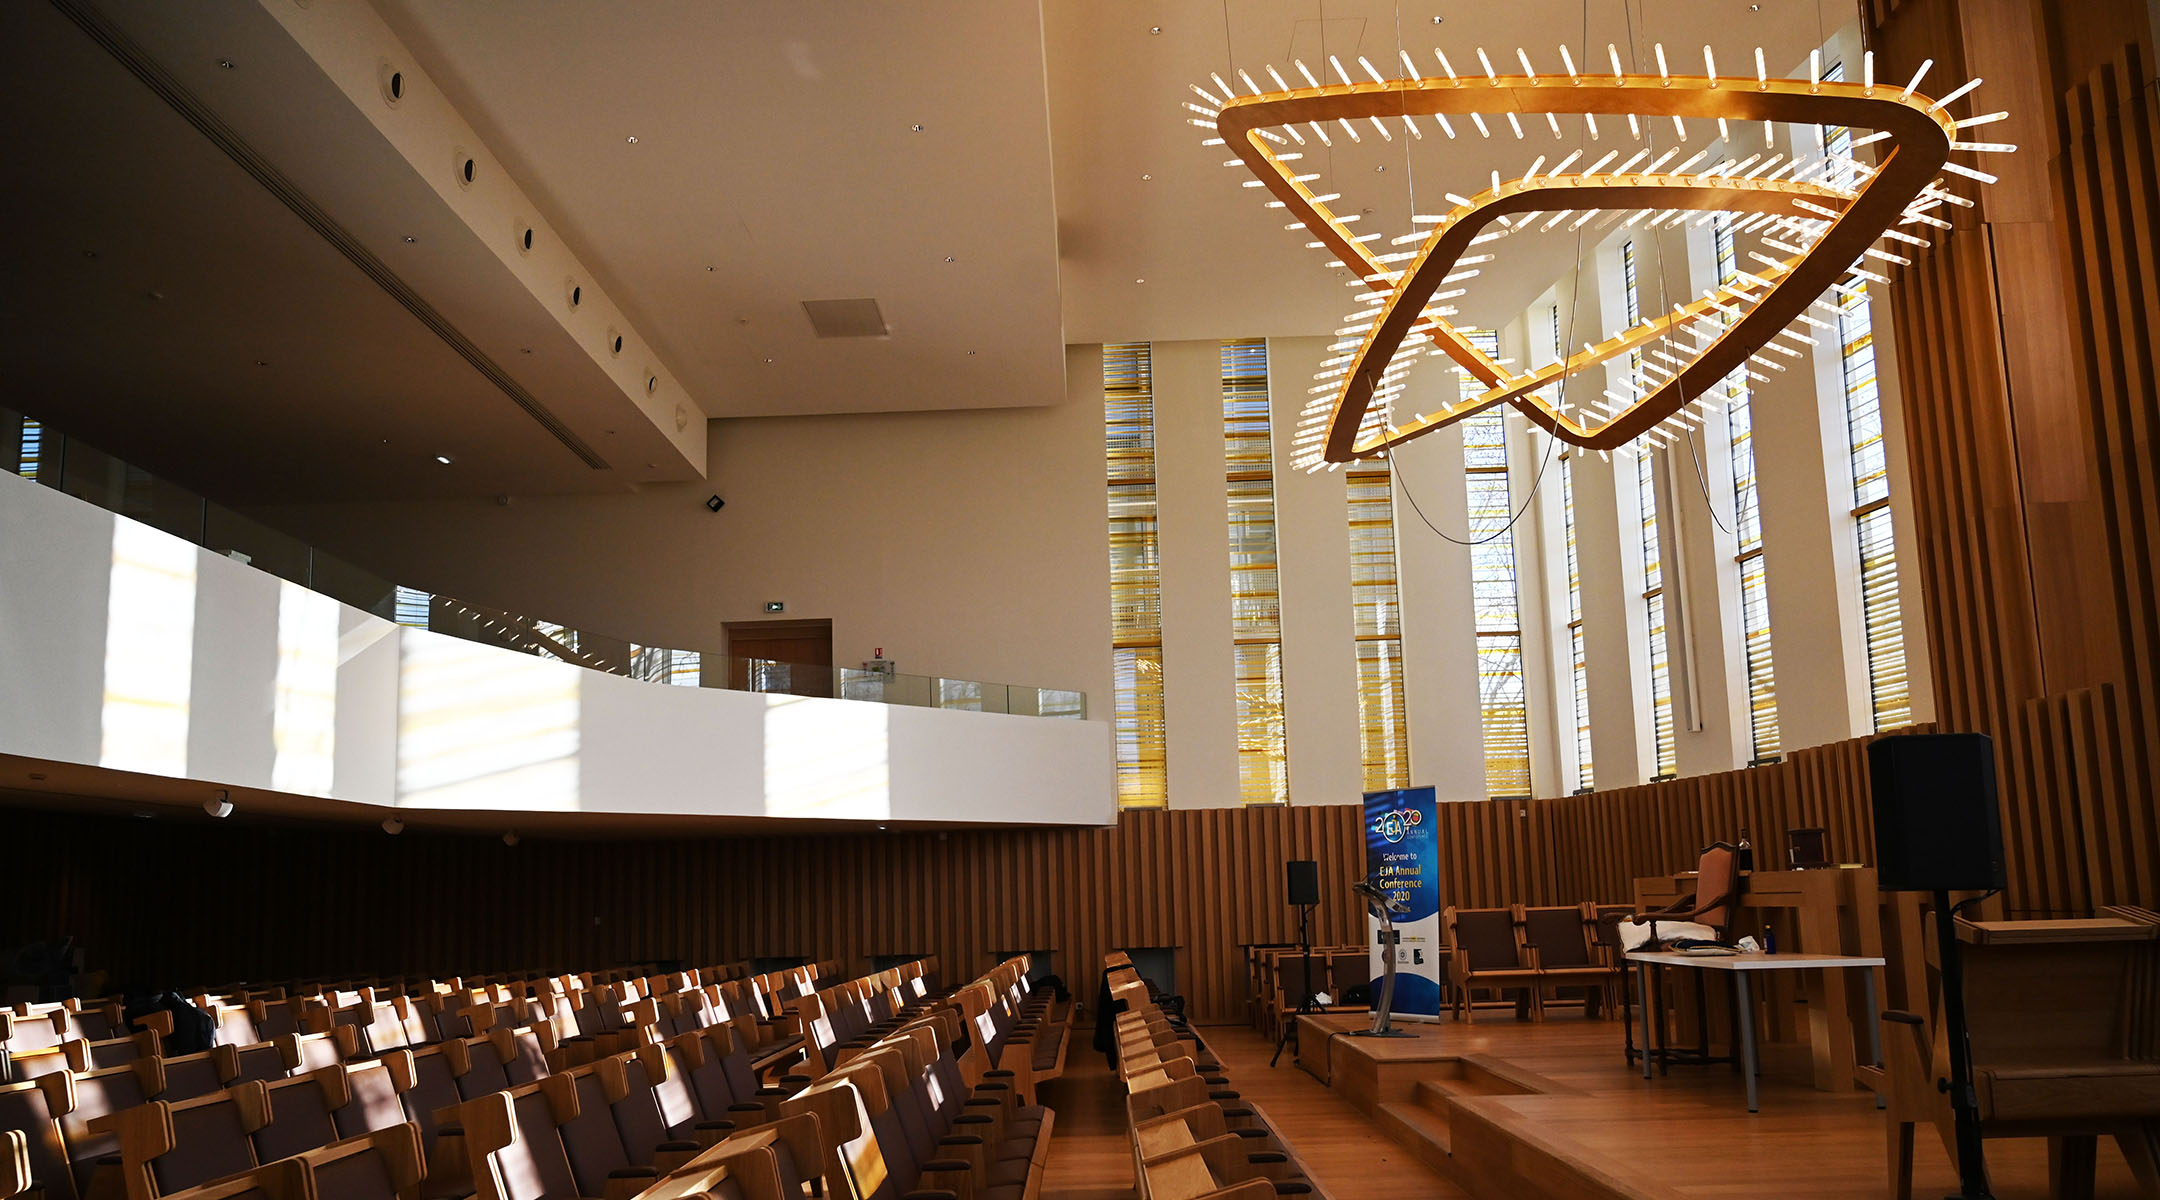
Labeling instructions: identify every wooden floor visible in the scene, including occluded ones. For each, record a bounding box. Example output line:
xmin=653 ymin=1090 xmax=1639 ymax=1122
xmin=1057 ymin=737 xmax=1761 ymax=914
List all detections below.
xmin=1040 ymin=1014 xmax=2149 ymax=1200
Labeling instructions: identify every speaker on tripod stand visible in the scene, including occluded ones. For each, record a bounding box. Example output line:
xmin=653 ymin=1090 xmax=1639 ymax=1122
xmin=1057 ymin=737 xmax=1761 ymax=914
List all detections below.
xmin=1271 ymin=860 xmax=1320 ymax=1067
xmin=1869 ymin=732 xmax=2004 ymax=1200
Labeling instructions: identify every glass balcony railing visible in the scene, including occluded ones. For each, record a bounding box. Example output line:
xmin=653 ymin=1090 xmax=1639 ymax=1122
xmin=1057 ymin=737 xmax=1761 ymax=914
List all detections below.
xmin=732 ymin=657 xmax=1084 ymax=717
xmin=1 ymin=406 xmax=1085 ymax=718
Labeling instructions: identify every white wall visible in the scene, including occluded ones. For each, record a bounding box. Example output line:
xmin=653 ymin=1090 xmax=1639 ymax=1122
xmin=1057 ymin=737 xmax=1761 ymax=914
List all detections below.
xmin=237 ymin=215 xmax=1935 ymax=809
xmin=0 ymin=468 xmax=1115 ymax=825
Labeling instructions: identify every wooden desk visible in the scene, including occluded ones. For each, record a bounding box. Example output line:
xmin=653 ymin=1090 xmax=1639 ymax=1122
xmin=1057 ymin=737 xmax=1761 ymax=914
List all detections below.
xmin=1633 ymin=866 xmax=1890 ymax=1091
xmin=1627 ymin=950 xmax=1886 ymax=1113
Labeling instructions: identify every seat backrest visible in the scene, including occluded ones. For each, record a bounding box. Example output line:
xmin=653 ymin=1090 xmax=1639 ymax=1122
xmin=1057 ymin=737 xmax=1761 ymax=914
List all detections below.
xmin=1327 ymin=951 xmax=1371 ymax=993
xmin=461 ymin=1085 xmax=577 ymax=1200
xmin=6 ymin=1042 xmax=84 ymax=1083
xmin=2 ymin=1015 xmax=65 ymax=1056
xmin=1449 ymin=908 xmax=1524 ymax=971
xmin=551 ymin=1068 xmax=630 ymax=1197
xmin=288 ymin=1034 xmax=346 ymax=1078
xmin=292 ymin=1123 xmax=422 ymax=1200
xmin=57 ymin=1060 xmax=161 ymax=1191
xmin=779 ymin=1070 xmax=888 ymax=1200
xmin=156 ymin=1051 xmax=231 ymax=1104
xmin=0 ymin=1075 xmax=79 ymax=1200
xmin=1521 ymin=906 xmax=1595 ymax=969
xmin=332 ymin=1059 xmax=407 ymax=1141
xmin=387 ymin=1046 xmax=461 ymax=1155
xmin=251 ymin=1069 xmax=344 ymax=1166
xmin=1694 ymin=844 xmax=1740 ymax=931
xmin=449 ymin=1037 xmax=511 ymax=1102
xmin=206 ymin=1009 xmax=260 ymax=1051
xmin=496 ymin=1030 xmax=550 ymax=1087
xmin=143 ymin=1156 xmax=304 ymax=1200
xmin=128 ymin=1084 xmax=266 ymax=1200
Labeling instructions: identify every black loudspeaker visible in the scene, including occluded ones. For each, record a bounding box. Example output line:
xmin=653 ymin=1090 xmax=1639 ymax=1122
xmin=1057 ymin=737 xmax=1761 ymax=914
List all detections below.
xmin=1868 ymin=732 xmax=2006 ymax=892
xmin=1285 ymin=860 xmax=1320 ymax=907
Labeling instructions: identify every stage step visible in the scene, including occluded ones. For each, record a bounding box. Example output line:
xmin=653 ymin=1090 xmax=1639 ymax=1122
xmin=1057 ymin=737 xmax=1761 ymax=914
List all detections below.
xmin=1421 ymin=1064 xmax=1534 ymax=1100
xmin=1375 ymin=1098 xmax=1453 ymax=1171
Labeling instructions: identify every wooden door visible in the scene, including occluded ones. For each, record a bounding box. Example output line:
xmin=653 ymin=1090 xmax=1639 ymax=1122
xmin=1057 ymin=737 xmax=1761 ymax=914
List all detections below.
xmin=724 ymin=619 xmax=833 ymax=697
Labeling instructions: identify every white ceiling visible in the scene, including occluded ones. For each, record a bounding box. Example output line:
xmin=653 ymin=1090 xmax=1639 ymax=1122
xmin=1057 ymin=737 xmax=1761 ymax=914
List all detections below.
xmin=0 ymin=0 xmax=1846 ymax=505
xmin=370 ymin=0 xmax=1069 ymax=421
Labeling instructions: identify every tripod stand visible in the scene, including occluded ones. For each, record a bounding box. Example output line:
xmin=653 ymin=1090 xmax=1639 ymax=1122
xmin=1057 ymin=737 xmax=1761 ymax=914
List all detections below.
xmin=1269 ymin=900 xmax=1318 ymax=1067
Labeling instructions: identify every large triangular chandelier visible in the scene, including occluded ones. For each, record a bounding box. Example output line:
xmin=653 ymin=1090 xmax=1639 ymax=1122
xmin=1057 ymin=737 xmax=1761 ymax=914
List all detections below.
xmin=1184 ymin=43 xmax=2010 ymax=467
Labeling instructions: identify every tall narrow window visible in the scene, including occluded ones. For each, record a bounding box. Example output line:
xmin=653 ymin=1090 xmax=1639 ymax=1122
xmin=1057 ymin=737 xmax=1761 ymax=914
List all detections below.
xmin=1348 ymin=464 xmax=1410 ymax=791
xmin=1224 ymin=339 xmax=1288 ymax=804
xmin=1106 ymin=343 xmax=1168 ymax=807
xmin=1460 ymin=329 xmax=1530 ymax=798
xmin=17 ymin=417 xmax=43 ymax=481
xmin=1623 ymin=243 xmax=1677 ymax=779
xmin=1823 ymin=70 xmax=1912 ymax=731
xmin=1561 ymin=454 xmax=1593 ymax=790
xmin=1717 ymin=216 xmax=1780 ymax=761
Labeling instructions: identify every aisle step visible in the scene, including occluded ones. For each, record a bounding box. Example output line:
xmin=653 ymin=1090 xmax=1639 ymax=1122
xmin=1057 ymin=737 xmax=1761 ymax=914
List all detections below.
xmin=1375 ymin=1098 xmax=1453 ymax=1171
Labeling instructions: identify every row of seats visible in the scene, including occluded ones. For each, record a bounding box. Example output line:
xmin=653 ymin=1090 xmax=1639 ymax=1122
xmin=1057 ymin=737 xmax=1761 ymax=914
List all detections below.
xmin=1444 ymin=903 xmax=1631 ymax=1024
xmin=1104 ymin=955 xmax=1319 ymax=1200
xmin=2 ymin=957 xmax=936 ymax=1200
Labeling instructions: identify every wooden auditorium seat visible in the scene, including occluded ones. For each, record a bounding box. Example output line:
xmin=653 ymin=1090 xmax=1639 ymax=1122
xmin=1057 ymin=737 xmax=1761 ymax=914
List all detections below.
xmin=104 ymin=1082 xmax=267 ymax=1200
xmin=0 ymin=1073 xmax=79 ymax=1200
xmin=1519 ymin=903 xmax=1620 ymax=1017
xmin=1883 ymin=909 xmax=2160 ymax=1200
xmin=1444 ymin=907 xmax=1544 ymax=1023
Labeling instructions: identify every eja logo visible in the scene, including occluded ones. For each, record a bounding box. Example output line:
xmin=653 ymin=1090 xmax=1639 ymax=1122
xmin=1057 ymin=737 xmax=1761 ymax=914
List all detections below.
xmin=1371 ymin=806 xmax=1423 ymax=844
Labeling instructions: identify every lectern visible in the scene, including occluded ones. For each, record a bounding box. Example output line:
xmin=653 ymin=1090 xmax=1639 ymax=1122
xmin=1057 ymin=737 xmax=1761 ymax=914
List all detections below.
xmin=1352 ymin=878 xmax=1416 ymax=1038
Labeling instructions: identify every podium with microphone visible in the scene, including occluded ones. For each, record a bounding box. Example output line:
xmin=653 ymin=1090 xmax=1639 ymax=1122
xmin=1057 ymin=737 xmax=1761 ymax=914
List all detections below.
xmin=1351 ymin=877 xmax=1417 ymax=1038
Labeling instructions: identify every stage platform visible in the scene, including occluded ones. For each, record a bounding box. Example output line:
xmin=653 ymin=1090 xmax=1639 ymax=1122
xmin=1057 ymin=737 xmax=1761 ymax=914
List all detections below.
xmin=1267 ymin=1011 xmax=2147 ymax=1200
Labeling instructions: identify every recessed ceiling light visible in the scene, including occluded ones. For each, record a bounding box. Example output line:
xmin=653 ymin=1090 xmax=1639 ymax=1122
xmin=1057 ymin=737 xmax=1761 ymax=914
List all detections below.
xmin=911 ymin=123 xmax=924 ymax=132
xmin=705 ymin=265 xmax=716 ymax=272
xmin=1149 ymin=26 xmax=1162 ymax=34
xmin=626 ymin=135 xmax=639 ymax=144
xmin=765 ymin=357 xmax=775 ymax=364
xmin=434 ymin=454 xmax=453 ymax=465
xmin=968 ymin=350 xmax=978 ymax=356
xmin=253 ymin=359 xmax=269 ymax=367
xmin=401 ymin=235 xmax=417 ymax=243
xmin=943 ymin=255 xmax=955 ymax=262
xmin=217 ymin=58 xmax=236 ymax=69
xmin=1135 ymin=277 xmax=1146 ymax=284
xmin=1375 ymin=164 xmax=1386 ymax=172
xmin=1430 ymin=15 xmax=1443 ymax=23
xmin=1140 ymin=173 xmax=1153 ymax=181
xmin=519 ymin=347 xmax=533 ymax=354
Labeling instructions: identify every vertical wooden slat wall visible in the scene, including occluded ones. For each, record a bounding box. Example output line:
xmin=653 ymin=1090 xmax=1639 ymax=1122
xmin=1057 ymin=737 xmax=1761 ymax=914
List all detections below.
xmin=1866 ymin=2 xmax=2160 ymax=922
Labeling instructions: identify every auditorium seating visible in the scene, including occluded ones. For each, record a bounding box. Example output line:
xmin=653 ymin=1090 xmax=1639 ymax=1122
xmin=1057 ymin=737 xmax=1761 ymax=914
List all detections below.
xmin=2 ymin=955 xmax=1030 ymax=1200
xmin=1103 ymin=955 xmax=1320 ymax=1200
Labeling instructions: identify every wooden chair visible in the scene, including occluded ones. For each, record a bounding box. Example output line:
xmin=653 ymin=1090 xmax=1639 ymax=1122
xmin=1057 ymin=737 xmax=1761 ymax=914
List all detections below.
xmin=1445 ymin=907 xmax=1543 ymax=1023
xmin=1884 ymin=908 xmax=2160 ymax=1200
xmin=0 ymin=1073 xmax=80 ymax=1200
xmin=144 ymin=1158 xmax=304 ymax=1200
xmin=1630 ymin=843 xmax=1741 ymax=938
xmin=1520 ymin=904 xmax=1620 ymax=1018
xmin=104 ymin=1082 xmax=269 ymax=1200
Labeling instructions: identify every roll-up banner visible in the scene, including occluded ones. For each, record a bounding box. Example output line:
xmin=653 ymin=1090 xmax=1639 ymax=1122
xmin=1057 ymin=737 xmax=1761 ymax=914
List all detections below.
xmin=1363 ymin=785 xmax=1442 ymax=1020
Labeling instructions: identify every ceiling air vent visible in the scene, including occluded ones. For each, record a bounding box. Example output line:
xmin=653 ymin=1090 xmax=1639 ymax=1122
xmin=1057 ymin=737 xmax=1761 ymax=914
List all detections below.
xmin=801 ymin=298 xmax=888 ymax=339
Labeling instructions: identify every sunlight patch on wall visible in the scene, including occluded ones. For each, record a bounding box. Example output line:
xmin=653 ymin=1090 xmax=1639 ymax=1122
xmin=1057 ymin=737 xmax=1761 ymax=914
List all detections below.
xmin=99 ymin=521 xmax=195 ymax=776
xmin=762 ymin=693 xmax=889 ymax=820
xmin=396 ymin=630 xmax=579 ymax=809
xmin=271 ymin=581 xmax=339 ymax=796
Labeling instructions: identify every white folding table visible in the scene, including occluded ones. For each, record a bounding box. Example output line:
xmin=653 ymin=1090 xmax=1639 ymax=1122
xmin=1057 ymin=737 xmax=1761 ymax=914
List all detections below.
xmin=1624 ymin=949 xmax=1886 ymax=1112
